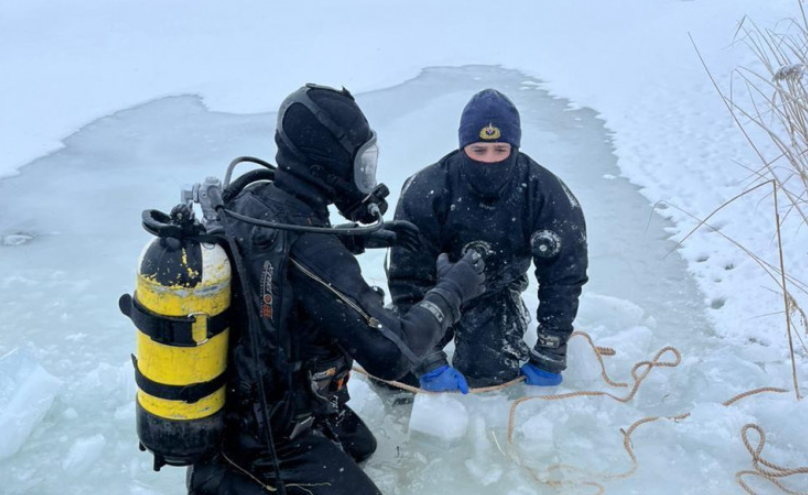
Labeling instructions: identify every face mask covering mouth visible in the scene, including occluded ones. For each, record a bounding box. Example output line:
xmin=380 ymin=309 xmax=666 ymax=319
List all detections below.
xmin=461 ymin=151 xmax=517 ymax=199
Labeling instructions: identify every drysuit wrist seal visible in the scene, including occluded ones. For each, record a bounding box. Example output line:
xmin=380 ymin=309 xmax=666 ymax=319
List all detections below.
xmin=414 ymin=351 xmax=449 ymax=378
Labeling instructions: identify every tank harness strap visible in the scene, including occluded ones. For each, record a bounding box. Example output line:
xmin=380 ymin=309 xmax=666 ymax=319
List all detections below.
xmin=131 ymin=355 xmax=227 ymax=404
xmin=291 ymin=258 xmax=422 ymax=364
xmin=118 ymin=294 xmax=229 ymax=347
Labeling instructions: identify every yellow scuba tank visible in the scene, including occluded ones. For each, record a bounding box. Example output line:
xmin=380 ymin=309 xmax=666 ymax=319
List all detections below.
xmin=119 ymin=205 xmax=231 ymax=471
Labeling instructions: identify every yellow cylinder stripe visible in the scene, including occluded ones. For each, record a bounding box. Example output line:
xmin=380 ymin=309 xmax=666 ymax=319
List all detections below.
xmin=136 ymin=275 xmax=230 ymax=318
xmin=138 ymin=387 xmax=225 ymax=420
xmin=136 ymin=330 xmax=228 ymax=384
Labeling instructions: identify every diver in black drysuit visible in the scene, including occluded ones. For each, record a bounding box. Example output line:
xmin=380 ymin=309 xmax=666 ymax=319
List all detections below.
xmin=186 ymin=85 xmax=486 ymax=495
xmin=388 ymin=90 xmax=589 ymax=389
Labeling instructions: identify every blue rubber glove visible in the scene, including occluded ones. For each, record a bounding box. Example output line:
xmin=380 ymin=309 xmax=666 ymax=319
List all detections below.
xmin=419 ymin=365 xmax=470 ymax=394
xmin=520 ymin=363 xmax=563 ymax=386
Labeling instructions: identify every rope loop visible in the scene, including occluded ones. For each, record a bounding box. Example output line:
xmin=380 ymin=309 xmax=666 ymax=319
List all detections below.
xmin=735 ymin=423 xmax=808 ymax=495
xmin=352 ymin=331 xmax=803 ymax=495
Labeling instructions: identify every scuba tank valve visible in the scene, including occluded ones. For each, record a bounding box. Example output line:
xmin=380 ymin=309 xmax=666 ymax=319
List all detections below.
xmin=181 ymin=177 xmax=225 ymax=232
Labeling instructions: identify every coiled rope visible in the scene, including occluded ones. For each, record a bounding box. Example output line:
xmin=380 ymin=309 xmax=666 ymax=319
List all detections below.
xmin=353 ymin=331 xmax=806 ymax=494
xmin=735 ymin=422 xmax=808 ymax=495
xmin=500 ymin=337 xmax=682 ymax=494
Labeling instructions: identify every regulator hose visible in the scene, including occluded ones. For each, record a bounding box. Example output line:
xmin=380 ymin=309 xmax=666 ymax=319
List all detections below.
xmin=220 ymin=205 xmax=385 ymax=234
xmin=218 ymin=156 xmax=386 ymax=235
xmin=224 ymin=156 xmax=276 ymax=190
xmin=222 ymin=168 xmax=275 ymax=203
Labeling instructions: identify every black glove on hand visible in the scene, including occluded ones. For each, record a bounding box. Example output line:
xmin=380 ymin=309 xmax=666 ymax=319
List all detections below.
xmin=418 ymin=251 xmax=486 ymax=327
xmin=435 ymin=251 xmax=486 ymax=306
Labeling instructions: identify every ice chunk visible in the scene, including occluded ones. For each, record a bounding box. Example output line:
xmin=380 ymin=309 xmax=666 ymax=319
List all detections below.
xmin=0 ymin=348 xmax=63 ymax=460
xmin=77 ymin=361 xmax=136 ymax=401
xmin=564 ymin=334 xmax=604 ymax=383
xmin=597 ymin=325 xmax=654 ymax=362
xmin=61 ymin=433 xmax=106 ymax=475
xmin=518 ymin=411 xmax=555 ymax=446
xmin=463 ymin=393 xmax=511 ymax=430
xmin=2 ymin=233 xmax=34 ymax=246
xmin=464 ymin=416 xmax=503 ymax=486
xmin=346 ymin=376 xmax=385 ymax=425
xmin=347 ymin=375 xmax=372 ymax=410
xmin=408 ymin=393 xmax=469 ymax=447
xmin=577 ymin=293 xmax=650 ymax=331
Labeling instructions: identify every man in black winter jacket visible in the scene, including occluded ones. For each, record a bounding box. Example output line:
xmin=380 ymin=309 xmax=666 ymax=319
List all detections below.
xmin=186 ymin=84 xmax=486 ymax=495
xmin=389 ymin=89 xmax=588 ymax=392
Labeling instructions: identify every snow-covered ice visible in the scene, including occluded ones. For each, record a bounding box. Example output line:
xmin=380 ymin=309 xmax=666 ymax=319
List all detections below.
xmin=2 ymin=0 xmax=808 ymax=494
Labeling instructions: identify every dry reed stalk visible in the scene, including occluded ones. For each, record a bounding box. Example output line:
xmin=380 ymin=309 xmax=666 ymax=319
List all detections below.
xmin=689 ymin=3 xmax=808 ymax=401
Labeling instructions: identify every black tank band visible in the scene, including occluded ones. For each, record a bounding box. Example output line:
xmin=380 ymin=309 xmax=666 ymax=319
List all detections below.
xmin=131 ymin=355 xmax=226 ymax=404
xmin=119 ymin=293 xmax=229 ymax=347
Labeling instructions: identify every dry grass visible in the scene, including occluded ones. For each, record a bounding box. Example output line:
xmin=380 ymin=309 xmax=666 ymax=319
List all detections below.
xmin=689 ymin=4 xmax=808 ymax=401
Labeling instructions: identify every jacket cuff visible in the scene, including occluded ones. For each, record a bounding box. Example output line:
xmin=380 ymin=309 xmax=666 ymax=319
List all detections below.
xmin=423 ymin=286 xmax=461 ymax=326
xmin=413 ymin=351 xmax=448 ymax=378
xmin=529 ymin=347 xmax=567 ymax=374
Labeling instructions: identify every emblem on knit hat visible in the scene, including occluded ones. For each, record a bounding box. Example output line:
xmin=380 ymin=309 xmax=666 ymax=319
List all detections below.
xmin=479 ymin=123 xmax=501 ymax=140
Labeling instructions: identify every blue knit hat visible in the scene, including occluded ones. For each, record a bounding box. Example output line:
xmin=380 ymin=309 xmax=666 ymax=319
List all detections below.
xmin=458 ymin=89 xmax=521 ymax=149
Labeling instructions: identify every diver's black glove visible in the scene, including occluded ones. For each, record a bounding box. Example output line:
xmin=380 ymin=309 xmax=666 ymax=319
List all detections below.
xmin=336 ymin=221 xmax=421 ymax=253
xmin=414 ymin=251 xmax=486 ymax=330
xmin=436 ymin=251 xmax=486 ymax=302
xmin=424 ymin=251 xmax=486 ymax=325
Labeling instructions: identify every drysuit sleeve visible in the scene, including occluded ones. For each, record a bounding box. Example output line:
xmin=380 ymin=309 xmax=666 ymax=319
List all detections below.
xmin=388 ymin=175 xmax=443 ymax=314
xmin=529 ymin=175 xmax=589 ymax=373
xmin=290 ymin=232 xmax=458 ymax=380
xmin=387 ymin=174 xmax=453 ymax=374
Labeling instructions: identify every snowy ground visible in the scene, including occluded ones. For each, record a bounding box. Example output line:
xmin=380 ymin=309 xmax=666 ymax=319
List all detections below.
xmin=1 ymin=1 xmax=807 ymax=494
